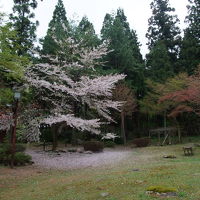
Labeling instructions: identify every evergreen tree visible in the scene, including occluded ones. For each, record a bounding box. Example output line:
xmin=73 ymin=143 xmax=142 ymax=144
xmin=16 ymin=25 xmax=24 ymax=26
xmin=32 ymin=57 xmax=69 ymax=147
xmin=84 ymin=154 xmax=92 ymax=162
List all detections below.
xmin=75 ymin=16 xmax=100 ymax=47
xmin=101 ymin=9 xmax=145 ymax=96
xmin=146 ymin=40 xmax=173 ymax=82
xmin=178 ymin=0 xmax=200 ymax=74
xmin=100 ymin=13 xmax=114 ymax=41
xmin=10 ymin=0 xmax=39 ymax=56
xmin=185 ymin=0 xmax=200 ymax=40
xmin=41 ymin=0 xmax=70 ymax=56
xmin=146 ymin=0 xmax=181 ymax=62
xmin=0 ymin=13 xmax=28 ymax=106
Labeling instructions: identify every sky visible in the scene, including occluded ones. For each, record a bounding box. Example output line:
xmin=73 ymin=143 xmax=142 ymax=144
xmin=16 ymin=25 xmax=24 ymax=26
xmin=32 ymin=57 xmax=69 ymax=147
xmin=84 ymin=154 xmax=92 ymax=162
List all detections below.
xmin=1 ymin=0 xmax=188 ymax=57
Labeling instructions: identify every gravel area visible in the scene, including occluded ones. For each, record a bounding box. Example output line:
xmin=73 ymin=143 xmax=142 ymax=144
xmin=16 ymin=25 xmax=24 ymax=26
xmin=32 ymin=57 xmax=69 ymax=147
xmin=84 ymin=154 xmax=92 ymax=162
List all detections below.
xmin=26 ymin=148 xmax=132 ymax=170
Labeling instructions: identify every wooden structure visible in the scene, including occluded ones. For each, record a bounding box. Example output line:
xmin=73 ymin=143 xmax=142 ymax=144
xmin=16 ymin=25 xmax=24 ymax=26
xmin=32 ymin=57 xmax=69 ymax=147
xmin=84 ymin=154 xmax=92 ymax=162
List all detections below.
xmin=183 ymin=146 xmax=193 ymax=156
xmin=149 ymin=127 xmax=178 ymax=145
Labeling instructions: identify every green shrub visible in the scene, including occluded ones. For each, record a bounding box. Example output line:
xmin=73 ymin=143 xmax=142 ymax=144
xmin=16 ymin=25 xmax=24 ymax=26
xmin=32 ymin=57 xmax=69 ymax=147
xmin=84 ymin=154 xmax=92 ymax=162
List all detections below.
xmin=83 ymin=141 xmax=104 ymax=152
xmin=0 ymin=143 xmax=32 ymax=166
xmin=133 ymin=137 xmax=151 ymax=147
xmin=0 ymin=152 xmax=32 ymax=166
xmin=104 ymin=140 xmax=115 ymax=148
xmin=13 ymin=152 xmax=32 ymax=165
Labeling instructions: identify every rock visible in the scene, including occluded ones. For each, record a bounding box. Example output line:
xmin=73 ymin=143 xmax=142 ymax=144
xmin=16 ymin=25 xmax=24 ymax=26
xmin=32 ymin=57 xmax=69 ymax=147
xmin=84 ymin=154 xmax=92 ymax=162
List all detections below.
xmin=84 ymin=151 xmax=93 ymax=154
xmin=135 ymin=180 xmax=144 ymax=184
xmin=100 ymin=192 xmax=109 ymax=197
xmin=163 ymin=155 xmax=176 ymax=159
xmin=146 ymin=191 xmax=178 ymax=197
xmin=132 ymin=168 xmax=140 ymax=171
xmin=160 ymin=192 xmax=178 ymax=197
xmin=77 ymin=148 xmax=84 ymax=153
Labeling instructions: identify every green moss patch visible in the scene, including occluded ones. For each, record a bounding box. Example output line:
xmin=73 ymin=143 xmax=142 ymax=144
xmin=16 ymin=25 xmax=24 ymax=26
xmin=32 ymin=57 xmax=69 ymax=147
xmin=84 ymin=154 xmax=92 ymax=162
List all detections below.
xmin=147 ymin=185 xmax=178 ymax=193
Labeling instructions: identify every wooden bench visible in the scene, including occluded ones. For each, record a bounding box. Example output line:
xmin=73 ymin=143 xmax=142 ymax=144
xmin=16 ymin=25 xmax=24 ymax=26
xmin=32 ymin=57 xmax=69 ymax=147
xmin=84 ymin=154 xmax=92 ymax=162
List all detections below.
xmin=183 ymin=147 xmax=193 ymax=156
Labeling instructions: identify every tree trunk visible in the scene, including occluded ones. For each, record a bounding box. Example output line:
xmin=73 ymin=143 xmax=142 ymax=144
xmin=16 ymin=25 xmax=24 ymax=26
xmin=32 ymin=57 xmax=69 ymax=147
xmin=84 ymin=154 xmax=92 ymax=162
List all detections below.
xmin=174 ymin=118 xmax=181 ymax=143
xmin=52 ymin=125 xmax=58 ymax=151
xmin=164 ymin=111 xmax=167 ymax=130
xmin=121 ymin=112 xmax=126 ymax=145
xmin=71 ymin=130 xmax=77 ymax=146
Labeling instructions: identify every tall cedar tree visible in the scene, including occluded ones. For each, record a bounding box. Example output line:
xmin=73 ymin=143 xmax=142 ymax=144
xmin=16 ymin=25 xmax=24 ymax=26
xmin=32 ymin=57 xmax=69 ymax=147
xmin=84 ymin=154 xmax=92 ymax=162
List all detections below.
xmin=10 ymin=0 xmax=39 ymax=56
xmin=75 ymin=16 xmax=100 ymax=47
xmin=146 ymin=40 xmax=173 ymax=82
xmin=41 ymin=0 xmax=70 ymax=56
xmin=146 ymin=0 xmax=181 ymax=80
xmin=101 ymin=9 xmax=145 ymax=97
xmin=178 ymin=0 xmax=200 ymax=74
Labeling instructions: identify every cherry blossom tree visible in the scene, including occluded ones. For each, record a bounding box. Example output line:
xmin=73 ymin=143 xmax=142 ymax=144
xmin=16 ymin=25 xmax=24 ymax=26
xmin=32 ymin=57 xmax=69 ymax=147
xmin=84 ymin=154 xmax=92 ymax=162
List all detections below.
xmin=25 ymin=31 xmax=125 ymax=148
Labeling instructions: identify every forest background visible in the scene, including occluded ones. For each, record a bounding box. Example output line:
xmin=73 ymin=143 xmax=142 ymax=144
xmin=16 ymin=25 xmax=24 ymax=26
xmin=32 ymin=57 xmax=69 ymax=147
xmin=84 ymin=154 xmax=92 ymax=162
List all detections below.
xmin=0 ymin=0 xmax=200 ymax=146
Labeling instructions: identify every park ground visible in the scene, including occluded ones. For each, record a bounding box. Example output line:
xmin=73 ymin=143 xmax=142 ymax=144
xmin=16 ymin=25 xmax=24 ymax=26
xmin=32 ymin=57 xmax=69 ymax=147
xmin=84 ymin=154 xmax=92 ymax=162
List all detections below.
xmin=1 ymin=143 xmax=200 ymax=200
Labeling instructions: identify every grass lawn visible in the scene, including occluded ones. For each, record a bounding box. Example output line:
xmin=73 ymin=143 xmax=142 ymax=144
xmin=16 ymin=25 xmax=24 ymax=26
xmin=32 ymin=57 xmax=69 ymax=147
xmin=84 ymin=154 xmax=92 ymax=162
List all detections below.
xmin=1 ymin=144 xmax=200 ymax=200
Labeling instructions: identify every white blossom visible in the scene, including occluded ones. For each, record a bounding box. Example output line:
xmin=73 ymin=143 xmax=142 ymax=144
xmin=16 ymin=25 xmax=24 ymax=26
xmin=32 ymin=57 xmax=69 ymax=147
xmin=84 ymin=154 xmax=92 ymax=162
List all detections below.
xmin=42 ymin=114 xmax=101 ymax=135
xmin=101 ymin=133 xmax=119 ymax=140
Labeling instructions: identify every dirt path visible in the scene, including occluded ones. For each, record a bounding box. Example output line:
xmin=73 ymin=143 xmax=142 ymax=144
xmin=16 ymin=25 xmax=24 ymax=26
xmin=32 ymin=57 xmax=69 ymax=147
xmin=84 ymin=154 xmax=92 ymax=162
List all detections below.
xmin=26 ymin=148 xmax=133 ymax=170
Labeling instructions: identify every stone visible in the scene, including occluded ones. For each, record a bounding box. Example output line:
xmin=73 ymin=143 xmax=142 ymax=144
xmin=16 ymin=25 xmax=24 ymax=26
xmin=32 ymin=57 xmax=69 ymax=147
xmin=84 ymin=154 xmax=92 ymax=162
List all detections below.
xmin=159 ymin=192 xmax=178 ymax=197
xmin=132 ymin=168 xmax=140 ymax=171
xmin=77 ymin=148 xmax=84 ymax=153
xmin=163 ymin=155 xmax=176 ymax=159
xmin=135 ymin=180 xmax=144 ymax=184
xmin=100 ymin=192 xmax=109 ymax=197
xmin=84 ymin=151 xmax=93 ymax=154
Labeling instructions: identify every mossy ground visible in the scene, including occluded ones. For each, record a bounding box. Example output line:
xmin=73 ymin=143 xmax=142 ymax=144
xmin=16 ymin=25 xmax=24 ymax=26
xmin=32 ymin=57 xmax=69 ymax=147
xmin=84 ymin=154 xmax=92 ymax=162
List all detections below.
xmin=0 ymin=144 xmax=200 ymax=200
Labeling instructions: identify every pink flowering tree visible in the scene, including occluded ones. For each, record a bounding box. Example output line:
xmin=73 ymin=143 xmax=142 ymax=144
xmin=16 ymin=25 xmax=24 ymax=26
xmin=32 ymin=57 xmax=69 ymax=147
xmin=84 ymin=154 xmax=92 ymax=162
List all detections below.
xmin=25 ymin=31 xmax=125 ymax=149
